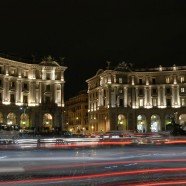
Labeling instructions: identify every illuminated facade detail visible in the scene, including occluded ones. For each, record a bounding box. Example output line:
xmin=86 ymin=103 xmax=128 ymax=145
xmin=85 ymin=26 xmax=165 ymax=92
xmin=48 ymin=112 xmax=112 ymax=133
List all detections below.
xmin=137 ymin=115 xmax=147 ymax=133
xmin=117 ymin=114 xmax=127 ymax=131
xmin=0 ymin=56 xmax=67 ymax=132
xmin=181 ymin=76 xmax=185 ymax=83
xmin=64 ymin=90 xmax=88 ymax=134
xmin=150 ymin=114 xmax=161 ymax=132
xmin=43 ymin=113 xmax=53 ymax=132
xmin=7 ymin=112 xmax=16 ymax=125
xmin=20 ymin=113 xmax=30 ymax=129
xmin=179 ymin=114 xmax=186 ymax=130
xmin=86 ymin=63 xmax=186 ymax=132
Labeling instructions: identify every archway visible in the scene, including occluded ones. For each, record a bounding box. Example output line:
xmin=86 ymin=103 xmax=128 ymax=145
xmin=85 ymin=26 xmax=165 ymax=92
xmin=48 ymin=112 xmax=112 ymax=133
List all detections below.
xmin=117 ymin=114 xmax=127 ymax=131
xmin=43 ymin=113 xmax=53 ymax=132
xmin=0 ymin=112 xmax=3 ymax=124
xmin=20 ymin=113 xmax=30 ymax=129
xmin=137 ymin=115 xmax=147 ymax=133
xmin=0 ymin=112 xmax=4 ymax=130
xmin=150 ymin=115 xmax=161 ymax=132
xmin=7 ymin=112 xmax=16 ymax=125
xmin=179 ymin=114 xmax=186 ymax=131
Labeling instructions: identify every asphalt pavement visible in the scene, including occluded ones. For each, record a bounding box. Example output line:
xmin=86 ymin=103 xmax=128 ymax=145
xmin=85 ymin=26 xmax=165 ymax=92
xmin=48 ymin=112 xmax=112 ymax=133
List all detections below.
xmin=0 ymin=144 xmax=186 ymax=185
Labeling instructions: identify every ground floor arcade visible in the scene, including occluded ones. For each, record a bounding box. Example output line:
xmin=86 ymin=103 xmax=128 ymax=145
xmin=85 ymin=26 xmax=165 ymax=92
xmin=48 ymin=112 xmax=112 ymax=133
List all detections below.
xmin=0 ymin=105 xmax=63 ymax=133
xmin=89 ymin=107 xmax=186 ymax=133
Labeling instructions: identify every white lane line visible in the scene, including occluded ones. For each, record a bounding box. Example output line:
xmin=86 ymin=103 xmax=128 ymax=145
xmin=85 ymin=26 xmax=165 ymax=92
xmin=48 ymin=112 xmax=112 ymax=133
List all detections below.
xmin=0 ymin=167 xmax=24 ymax=173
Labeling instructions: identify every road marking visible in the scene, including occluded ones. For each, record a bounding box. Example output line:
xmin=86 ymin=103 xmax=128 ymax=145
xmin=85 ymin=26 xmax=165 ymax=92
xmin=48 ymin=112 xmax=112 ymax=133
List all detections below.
xmin=124 ymin=163 xmax=138 ymax=166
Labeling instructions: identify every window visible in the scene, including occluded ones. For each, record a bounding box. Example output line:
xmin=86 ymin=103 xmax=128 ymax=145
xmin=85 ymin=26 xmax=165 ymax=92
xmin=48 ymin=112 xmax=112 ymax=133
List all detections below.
xmin=23 ymin=83 xmax=28 ymax=90
xmin=152 ymin=78 xmax=156 ymax=84
xmin=0 ymin=66 xmax=2 ymax=73
xmin=119 ymin=99 xmax=123 ymax=107
xmin=10 ymin=81 xmax=16 ymax=89
xmin=181 ymin=98 xmax=186 ymax=106
xmin=23 ymin=95 xmax=28 ymax=104
xmin=23 ymin=71 xmax=28 ymax=78
xmin=152 ymin=98 xmax=157 ymax=107
xmin=181 ymin=88 xmax=185 ymax=93
xmin=131 ymin=76 xmax=135 ymax=85
xmin=139 ymin=79 xmax=142 ymax=85
xmin=181 ymin=76 xmax=184 ymax=83
xmin=119 ymin=78 xmax=122 ymax=83
xmin=152 ymin=88 xmax=157 ymax=95
xmin=104 ymin=89 xmax=106 ymax=97
xmin=139 ymin=99 xmax=144 ymax=107
xmin=138 ymin=89 xmax=144 ymax=96
xmin=119 ymin=89 xmax=123 ymax=93
xmin=46 ymin=85 xmax=50 ymax=91
xmin=166 ymin=88 xmax=171 ymax=94
xmin=11 ymin=69 xmax=15 ymax=75
xmin=103 ymin=99 xmax=106 ymax=106
xmin=46 ymin=73 xmax=50 ymax=80
xmin=45 ymin=96 xmax=51 ymax=103
xmin=10 ymin=94 xmax=15 ymax=104
xmin=0 ymin=79 xmax=2 ymax=87
xmin=166 ymin=77 xmax=170 ymax=84
xmin=166 ymin=99 xmax=171 ymax=107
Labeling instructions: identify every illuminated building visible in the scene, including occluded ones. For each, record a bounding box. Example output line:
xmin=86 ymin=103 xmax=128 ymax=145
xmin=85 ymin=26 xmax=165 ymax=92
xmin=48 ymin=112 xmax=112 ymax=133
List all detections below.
xmin=64 ymin=90 xmax=88 ymax=134
xmin=0 ymin=56 xmax=67 ymax=132
xmin=86 ymin=62 xmax=186 ymax=133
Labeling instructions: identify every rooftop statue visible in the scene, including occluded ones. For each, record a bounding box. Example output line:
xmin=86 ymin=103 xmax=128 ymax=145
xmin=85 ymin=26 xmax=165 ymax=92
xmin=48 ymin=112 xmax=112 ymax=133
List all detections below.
xmin=114 ymin=61 xmax=134 ymax=72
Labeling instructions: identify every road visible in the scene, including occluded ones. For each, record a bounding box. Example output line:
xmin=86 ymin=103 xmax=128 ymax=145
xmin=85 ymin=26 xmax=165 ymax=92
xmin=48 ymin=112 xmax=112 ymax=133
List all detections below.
xmin=0 ymin=144 xmax=186 ymax=185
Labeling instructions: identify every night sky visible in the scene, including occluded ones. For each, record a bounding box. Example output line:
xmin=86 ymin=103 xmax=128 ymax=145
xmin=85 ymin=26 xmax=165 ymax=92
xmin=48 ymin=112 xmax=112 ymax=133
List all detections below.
xmin=0 ymin=0 xmax=186 ymax=99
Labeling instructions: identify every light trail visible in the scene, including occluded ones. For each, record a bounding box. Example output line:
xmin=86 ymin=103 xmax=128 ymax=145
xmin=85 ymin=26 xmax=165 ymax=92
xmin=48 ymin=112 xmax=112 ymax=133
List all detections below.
xmin=1 ymin=167 xmax=186 ymax=185
xmin=125 ymin=179 xmax=186 ymax=186
xmin=27 ymin=158 xmax=186 ymax=171
xmin=165 ymin=139 xmax=186 ymax=144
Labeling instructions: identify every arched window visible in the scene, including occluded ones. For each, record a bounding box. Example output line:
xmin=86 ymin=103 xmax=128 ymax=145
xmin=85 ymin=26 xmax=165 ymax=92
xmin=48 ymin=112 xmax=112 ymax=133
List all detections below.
xmin=179 ymin=114 xmax=186 ymax=131
xmin=137 ymin=115 xmax=147 ymax=133
xmin=7 ymin=112 xmax=16 ymax=125
xmin=0 ymin=112 xmax=3 ymax=124
xmin=117 ymin=114 xmax=127 ymax=130
xmin=150 ymin=115 xmax=161 ymax=132
xmin=20 ymin=113 xmax=30 ymax=129
xmin=43 ymin=113 xmax=53 ymax=132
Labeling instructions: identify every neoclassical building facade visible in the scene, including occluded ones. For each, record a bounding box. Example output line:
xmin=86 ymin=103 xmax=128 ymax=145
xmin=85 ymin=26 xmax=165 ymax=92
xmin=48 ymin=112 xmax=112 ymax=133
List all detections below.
xmin=0 ymin=56 xmax=67 ymax=133
xmin=86 ymin=63 xmax=186 ymax=133
xmin=64 ymin=90 xmax=88 ymax=134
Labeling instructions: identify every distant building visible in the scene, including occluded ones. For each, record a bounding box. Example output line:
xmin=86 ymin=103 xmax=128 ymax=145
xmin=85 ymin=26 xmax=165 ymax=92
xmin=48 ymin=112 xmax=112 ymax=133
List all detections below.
xmin=86 ymin=62 xmax=186 ymax=133
xmin=0 ymin=56 xmax=67 ymax=133
xmin=64 ymin=90 xmax=88 ymax=134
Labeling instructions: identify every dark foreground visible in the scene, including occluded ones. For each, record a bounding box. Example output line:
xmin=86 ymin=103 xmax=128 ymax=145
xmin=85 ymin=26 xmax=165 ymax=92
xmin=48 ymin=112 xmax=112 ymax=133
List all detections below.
xmin=0 ymin=144 xmax=186 ymax=186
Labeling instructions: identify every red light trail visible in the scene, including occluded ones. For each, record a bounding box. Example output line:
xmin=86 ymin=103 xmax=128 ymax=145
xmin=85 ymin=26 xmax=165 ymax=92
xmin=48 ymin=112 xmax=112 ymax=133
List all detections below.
xmin=1 ymin=167 xmax=186 ymax=185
